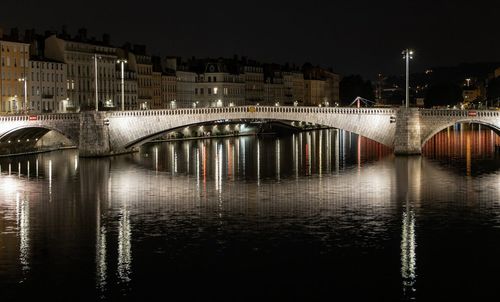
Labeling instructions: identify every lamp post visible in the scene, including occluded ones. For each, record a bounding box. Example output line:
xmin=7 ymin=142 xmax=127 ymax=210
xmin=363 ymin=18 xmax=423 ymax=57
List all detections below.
xmin=94 ymin=54 xmax=102 ymax=111
xmin=18 ymin=77 xmax=27 ymax=113
xmin=402 ymin=49 xmax=414 ymax=108
xmin=117 ymin=59 xmax=128 ymax=111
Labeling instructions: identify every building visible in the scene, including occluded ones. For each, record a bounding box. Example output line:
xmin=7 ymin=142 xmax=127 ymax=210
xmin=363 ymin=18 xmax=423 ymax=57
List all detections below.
xmin=44 ymin=29 xmax=118 ymax=111
xmin=304 ymin=79 xmax=325 ymax=106
xmin=283 ymin=71 xmax=304 ymax=105
xmin=243 ymin=64 xmax=264 ymax=104
xmin=263 ymin=67 xmax=285 ymax=106
xmin=324 ymin=70 xmax=340 ymax=105
xmin=303 ymin=66 xmax=340 ymax=106
xmin=152 ymin=70 xmax=162 ymax=109
xmin=29 ymin=58 xmax=67 ymax=113
xmin=193 ymin=61 xmax=245 ymax=107
xmin=0 ymin=29 xmax=30 ymax=113
xmin=131 ymin=45 xmax=153 ymax=110
xmin=150 ymin=56 xmax=163 ymax=109
xmin=176 ymin=68 xmax=197 ymax=108
xmin=161 ymin=70 xmax=177 ymax=108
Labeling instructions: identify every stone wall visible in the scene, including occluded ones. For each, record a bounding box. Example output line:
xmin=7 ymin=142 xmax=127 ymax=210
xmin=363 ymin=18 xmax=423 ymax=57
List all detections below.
xmin=78 ymin=112 xmax=111 ymax=157
xmin=394 ymin=108 xmax=422 ymax=155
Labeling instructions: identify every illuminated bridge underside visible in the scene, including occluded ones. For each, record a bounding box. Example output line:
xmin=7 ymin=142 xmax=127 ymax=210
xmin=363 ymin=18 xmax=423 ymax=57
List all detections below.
xmin=0 ymin=107 xmax=499 ymax=156
xmin=108 ymin=107 xmax=397 ymax=150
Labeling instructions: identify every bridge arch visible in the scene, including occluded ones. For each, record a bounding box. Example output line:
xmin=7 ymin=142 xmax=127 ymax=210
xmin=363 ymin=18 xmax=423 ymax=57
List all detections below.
xmin=0 ymin=125 xmax=77 ymax=155
xmin=122 ymin=118 xmax=339 ymax=149
xmin=106 ymin=108 xmax=396 ymax=152
xmin=421 ymin=120 xmax=500 ymax=147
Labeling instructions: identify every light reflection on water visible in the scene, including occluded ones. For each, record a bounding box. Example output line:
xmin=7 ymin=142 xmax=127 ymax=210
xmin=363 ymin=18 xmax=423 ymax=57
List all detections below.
xmin=0 ymin=127 xmax=499 ymax=301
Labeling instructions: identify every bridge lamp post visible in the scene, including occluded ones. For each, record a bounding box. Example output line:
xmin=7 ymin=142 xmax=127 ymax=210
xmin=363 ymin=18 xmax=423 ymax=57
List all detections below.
xmin=117 ymin=59 xmax=128 ymax=111
xmin=17 ymin=77 xmax=28 ymax=113
xmin=94 ymin=54 xmax=102 ymax=112
xmin=402 ymin=49 xmax=414 ymax=108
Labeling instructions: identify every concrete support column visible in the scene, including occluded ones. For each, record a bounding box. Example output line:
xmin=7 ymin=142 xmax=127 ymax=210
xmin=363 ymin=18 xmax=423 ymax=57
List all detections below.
xmin=79 ymin=112 xmax=111 ymax=157
xmin=394 ymin=107 xmax=422 ymax=155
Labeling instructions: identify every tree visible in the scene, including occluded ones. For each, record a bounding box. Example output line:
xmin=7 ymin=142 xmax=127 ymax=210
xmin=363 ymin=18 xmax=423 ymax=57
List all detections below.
xmin=424 ymin=83 xmax=463 ymax=108
xmin=339 ymin=75 xmax=375 ymax=105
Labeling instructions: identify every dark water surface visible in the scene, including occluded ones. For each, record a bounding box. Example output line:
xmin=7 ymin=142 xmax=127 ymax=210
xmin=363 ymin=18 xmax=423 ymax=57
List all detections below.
xmin=1 ymin=127 xmax=499 ymax=301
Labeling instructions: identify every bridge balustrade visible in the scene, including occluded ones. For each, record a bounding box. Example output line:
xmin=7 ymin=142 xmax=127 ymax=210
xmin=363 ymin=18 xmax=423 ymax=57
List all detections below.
xmin=419 ymin=109 xmax=499 ymax=118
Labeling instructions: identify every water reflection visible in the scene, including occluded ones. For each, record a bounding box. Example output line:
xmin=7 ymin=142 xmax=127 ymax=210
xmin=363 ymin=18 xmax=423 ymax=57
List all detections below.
xmin=0 ymin=128 xmax=499 ymax=301
xmin=396 ymin=157 xmax=421 ymax=300
xmin=137 ymin=130 xmax=393 ymax=180
xmin=96 ymin=195 xmax=107 ymax=292
xmin=117 ymin=204 xmax=131 ymax=283
xmin=16 ymin=191 xmax=30 ymax=275
xmin=423 ymin=124 xmax=500 ymax=175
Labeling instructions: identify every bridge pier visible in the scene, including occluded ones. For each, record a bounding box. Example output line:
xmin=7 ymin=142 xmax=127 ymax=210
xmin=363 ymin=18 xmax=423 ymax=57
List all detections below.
xmin=394 ymin=108 xmax=422 ymax=155
xmin=79 ymin=112 xmax=112 ymax=157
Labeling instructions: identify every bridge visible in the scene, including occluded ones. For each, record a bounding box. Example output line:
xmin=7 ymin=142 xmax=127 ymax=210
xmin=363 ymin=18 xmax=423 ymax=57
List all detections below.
xmin=0 ymin=106 xmax=499 ymax=157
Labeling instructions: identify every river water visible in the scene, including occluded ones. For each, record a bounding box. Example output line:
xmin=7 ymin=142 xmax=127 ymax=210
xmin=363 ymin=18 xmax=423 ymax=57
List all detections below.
xmin=0 ymin=126 xmax=499 ymax=301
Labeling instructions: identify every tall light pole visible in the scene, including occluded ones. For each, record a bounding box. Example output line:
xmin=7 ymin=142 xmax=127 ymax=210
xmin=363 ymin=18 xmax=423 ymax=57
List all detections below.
xmin=402 ymin=49 xmax=414 ymax=108
xmin=94 ymin=54 xmax=101 ymax=111
xmin=117 ymin=59 xmax=127 ymax=111
xmin=18 ymin=77 xmax=27 ymax=113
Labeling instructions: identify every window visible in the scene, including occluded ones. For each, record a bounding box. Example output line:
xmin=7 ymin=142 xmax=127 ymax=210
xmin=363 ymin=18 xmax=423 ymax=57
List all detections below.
xmin=208 ymin=88 xmax=211 ymax=95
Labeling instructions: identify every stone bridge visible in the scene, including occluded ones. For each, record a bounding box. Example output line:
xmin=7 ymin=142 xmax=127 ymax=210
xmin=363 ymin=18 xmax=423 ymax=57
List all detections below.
xmin=0 ymin=106 xmax=499 ymax=157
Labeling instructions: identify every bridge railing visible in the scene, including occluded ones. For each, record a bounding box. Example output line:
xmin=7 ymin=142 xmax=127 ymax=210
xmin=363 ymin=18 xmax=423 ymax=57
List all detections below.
xmin=108 ymin=106 xmax=397 ymax=117
xmin=420 ymin=109 xmax=500 ymax=117
xmin=0 ymin=113 xmax=80 ymax=122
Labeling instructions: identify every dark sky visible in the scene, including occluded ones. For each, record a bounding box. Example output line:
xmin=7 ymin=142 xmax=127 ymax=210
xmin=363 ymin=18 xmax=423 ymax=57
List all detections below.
xmin=1 ymin=0 xmax=499 ymax=79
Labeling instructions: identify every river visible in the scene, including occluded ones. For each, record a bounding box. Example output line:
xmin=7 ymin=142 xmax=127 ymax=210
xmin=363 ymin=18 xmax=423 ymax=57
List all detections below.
xmin=1 ymin=126 xmax=499 ymax=301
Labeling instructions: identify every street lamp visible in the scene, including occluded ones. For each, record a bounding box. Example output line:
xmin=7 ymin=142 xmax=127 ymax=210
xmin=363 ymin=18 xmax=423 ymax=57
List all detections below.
xmin=94 ymin=54 xmax=102 ymax=111
xmin=117 ymin=59 xmax=128 ymax=111
xmin=402 ymin=49 xmax=414 ymax=108
xmin=18 ymin=77 xmax=27 ymax=113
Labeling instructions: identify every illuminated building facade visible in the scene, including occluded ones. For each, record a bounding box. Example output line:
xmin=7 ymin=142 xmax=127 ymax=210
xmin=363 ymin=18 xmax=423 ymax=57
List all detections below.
xmin=44 ymin=30 xmax=119 ymax=111
xmin=0 ymin=35 xmax=30 ymax=113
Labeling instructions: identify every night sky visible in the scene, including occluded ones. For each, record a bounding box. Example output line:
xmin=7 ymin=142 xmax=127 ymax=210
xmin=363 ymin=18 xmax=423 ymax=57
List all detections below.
xmin=1 ymin=0 xmax=499 ymax=79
